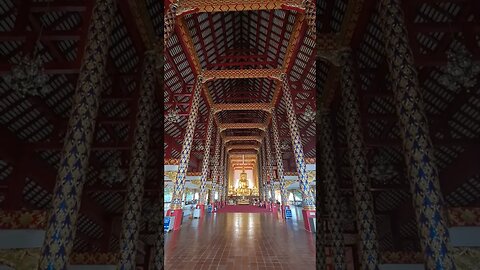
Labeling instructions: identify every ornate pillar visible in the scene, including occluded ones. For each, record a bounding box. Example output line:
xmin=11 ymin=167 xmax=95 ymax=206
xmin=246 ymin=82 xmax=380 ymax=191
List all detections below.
xmin=223 ymin=151 xmax=228 ymax=201
xmin=218 ymin=141 xmax=225 ymax=205
xmin=270 ymin=109 xmax=289 ymax=209
xmin=302 ymin=0 xmax=316 ymax=40
xmin=261 ymin=147 xmax=270 ymax=202
xmin=168 ymin=75 xmax=204 ymax=229
xmin=117 ymin=52 xmax=156 ymax=270
xmin=199 ymin=110 xmax=214 ymax=211
xmin=210 ymin=128 xmax=221 ymax=205
xmin=340 ymin=52 xmax=379 ymax=269
xmin=317 ymin=185 xmax=327 ymax=270
xmin=320 ymin=112 xmax=346 ymax=270
xmin=264 ymin=135 xmax=276 ymax=204
xmin=257 ymin=152 xmax=264 ymax=200
xmin=164 ymin=1 xmax=178 ymax=44
xmin=38 ymin=1 xmax=114 ymax=269
xmin=379 ymin=0 xmax=455 ymax=268
xmin=275 ymin=74 xmax=315 ymax=212
xmin=152 ymin=199 xmax=163 ymax=270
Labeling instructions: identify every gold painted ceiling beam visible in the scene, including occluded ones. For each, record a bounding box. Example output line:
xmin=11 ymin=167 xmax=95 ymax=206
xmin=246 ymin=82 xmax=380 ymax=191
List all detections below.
xmin=271 ymin=12 xmax=307 ymax=105
xmin=230 ymin=160 xmax=257 ymax=163
xmin=177 ymin=0 xmax=304 ymax=13
xmin=229 ymin=154 xmax=257 ymax=159
xmin=213 ymin=103 xmax=273 ymax=113
xmin=232 ymin=165 xmax=255 ymax=169
xmin=203 ymin=69 xmax=282 ymax=80
xmin=176 ymin=17 xmax=215 ymax=106
xmin=219 ymin=123 xmax=267 ymax=131
xmin=223 ymin=136 xmax=263 ymax=143
xmin=227 ymin=144 xmax=260 ymax=151
xmin=228 ymin=150 xmax=260 ymax=155
xmin=232 ymin=160 xmax=256 ymax=165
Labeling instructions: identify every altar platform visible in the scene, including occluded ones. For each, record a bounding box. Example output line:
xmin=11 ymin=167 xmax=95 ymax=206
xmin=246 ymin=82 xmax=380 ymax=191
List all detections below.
xmin=237 ymin=198 xmax=249 ymax=205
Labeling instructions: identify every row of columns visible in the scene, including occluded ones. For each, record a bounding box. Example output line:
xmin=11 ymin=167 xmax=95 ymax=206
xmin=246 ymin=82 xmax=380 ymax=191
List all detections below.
xmin=318 ymin=0 xmax=455 ymax=269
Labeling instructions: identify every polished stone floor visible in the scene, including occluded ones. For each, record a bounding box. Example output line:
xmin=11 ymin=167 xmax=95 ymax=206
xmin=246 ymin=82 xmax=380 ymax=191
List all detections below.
xmin=164 ymin=206 xmax=316 ymax=270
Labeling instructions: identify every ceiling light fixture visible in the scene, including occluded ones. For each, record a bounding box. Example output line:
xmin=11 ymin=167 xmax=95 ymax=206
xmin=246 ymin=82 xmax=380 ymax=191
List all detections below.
xmin=439 ymin=41 xmax=480 ymax=92
xmin=302 ymin=105 xmax=316 ymax=122
xmin=3 ymin=2 xmax=51 ymax=98
xmin=165 ymin=107 xmax=180 ymax=123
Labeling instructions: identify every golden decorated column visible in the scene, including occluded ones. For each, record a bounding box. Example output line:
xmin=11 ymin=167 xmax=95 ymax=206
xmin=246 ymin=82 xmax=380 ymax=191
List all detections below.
xmin=117 ymin=52 xmax=157 ymax=269
xmin=39 ymin=0 xmax=114 ymax=268
xmin=273 ymin=73 xmax=316 ymax=231
xmin=167 ymin=75 xmax=204 ymax=230
xmin=198 ymin=110 xmax=215 ymax=215
xmin=378 ymin=0 xmax=455 ymax=268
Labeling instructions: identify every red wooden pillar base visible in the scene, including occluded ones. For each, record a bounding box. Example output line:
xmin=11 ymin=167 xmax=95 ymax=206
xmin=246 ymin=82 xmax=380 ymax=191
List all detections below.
xmin=166 ymin=209 xmax=183 ymax=231
xmin=302 ymin=209 xmax=316 ymax=232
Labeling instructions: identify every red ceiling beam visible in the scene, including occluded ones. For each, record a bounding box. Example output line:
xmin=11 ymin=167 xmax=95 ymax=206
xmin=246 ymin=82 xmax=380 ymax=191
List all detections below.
xmin=30 ymin=1 xmax=87 ymax=12
xmin=217 ymin=54 xmax=268 ymax=61
xmin=0 ymin=62 xmax=80 ymax=74
xmin=29 ymin=141 xmax=164 ymax=151
xmin=116 ymin=0 xmax=146 ymax=54
xmin=206 ymin=60 xmax=276 ymax=69
xmin=0 ymin=30 xmax=82 ymax=42
xmin=414 ymin=22 xmax=480 ymax=33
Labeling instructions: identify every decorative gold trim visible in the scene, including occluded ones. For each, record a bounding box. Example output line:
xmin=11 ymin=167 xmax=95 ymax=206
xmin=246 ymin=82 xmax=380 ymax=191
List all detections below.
xmin=213 ymin=103 xmax=273 ymax=113
xmin=219 ymin=122 xmax=267 ymax=131
xmin=223 ymin=135 xmax=263 ymax=143
xmin=164 ymin=171 xmax=178 ymax=181
xmin=177 ymin=0 xmax=304 ymax=13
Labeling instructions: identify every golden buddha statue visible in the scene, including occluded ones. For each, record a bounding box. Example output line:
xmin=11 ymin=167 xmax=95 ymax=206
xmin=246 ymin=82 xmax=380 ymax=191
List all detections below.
xmin=235 ymin=169 xmax=252 ymax=196
xmin=238 ymin=171 xmax=249 ymax=189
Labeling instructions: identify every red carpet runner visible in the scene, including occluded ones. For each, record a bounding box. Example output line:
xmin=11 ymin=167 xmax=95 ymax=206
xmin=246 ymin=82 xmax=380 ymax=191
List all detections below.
xmin=216 ymin=205 xmax=270 ymax=213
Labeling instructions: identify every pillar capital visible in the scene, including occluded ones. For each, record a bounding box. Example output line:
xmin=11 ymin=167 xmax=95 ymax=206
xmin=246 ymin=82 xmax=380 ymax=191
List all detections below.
xmin=317 ymin=47 xmax=352 ymax=67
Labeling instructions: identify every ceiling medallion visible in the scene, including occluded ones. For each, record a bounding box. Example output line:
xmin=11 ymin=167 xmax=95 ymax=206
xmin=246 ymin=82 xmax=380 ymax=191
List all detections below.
xmin=165 ymin=107 xmax=180 ymax=123
xmin=3 ymin=51 xmax=50 ymax=98
xmin=369 ymin=157 xmax=397 ymax=184
xmin=280 ymin=141 xmax=290 ymax=151
xmin=100 ymin=158 xmax=126 ymax=185
xmin=439 ymin=43 xmax=480 ymax=92
xmin=302 ymin=105 xmax=316 ymax=122
xmin=4 ymin=5 xmax=51 ymax=98
xmin=194 ymin=142 xmax=204 ymax=151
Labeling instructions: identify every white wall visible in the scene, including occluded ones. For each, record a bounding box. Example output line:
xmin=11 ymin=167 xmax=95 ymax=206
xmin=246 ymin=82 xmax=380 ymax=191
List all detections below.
xmin=0 ymin=230 xmax=45 ymax=249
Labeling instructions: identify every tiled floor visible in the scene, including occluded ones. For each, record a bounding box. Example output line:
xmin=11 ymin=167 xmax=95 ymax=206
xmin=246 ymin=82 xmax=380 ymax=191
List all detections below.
xmin=164 ymin=206 xmax=316 ymax=270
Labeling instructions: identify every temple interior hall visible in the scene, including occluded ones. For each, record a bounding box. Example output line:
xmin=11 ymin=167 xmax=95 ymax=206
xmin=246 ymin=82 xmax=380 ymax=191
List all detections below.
xmin=0 ymin=0 xmax=480 ymax=270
